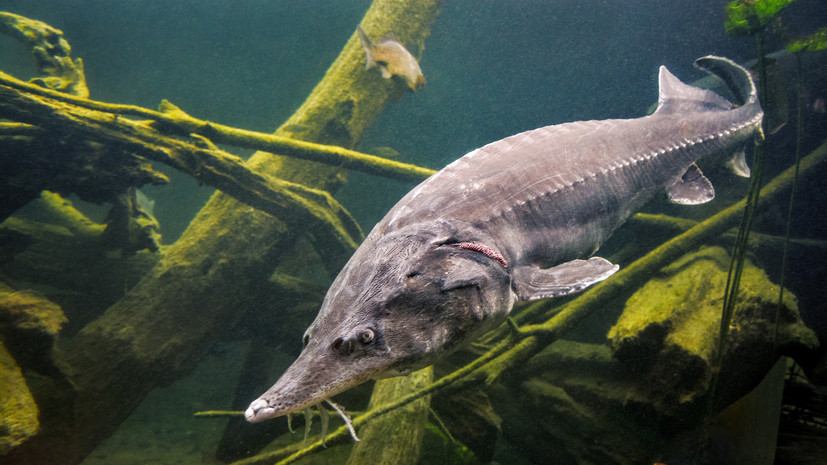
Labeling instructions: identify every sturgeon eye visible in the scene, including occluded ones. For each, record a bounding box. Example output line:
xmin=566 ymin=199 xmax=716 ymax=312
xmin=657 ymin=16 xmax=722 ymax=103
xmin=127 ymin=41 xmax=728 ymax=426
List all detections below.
xmin=302 ymin=334 xmax=310 ymax=347
xmin=358 ymin=328 xmax=375 ymax=344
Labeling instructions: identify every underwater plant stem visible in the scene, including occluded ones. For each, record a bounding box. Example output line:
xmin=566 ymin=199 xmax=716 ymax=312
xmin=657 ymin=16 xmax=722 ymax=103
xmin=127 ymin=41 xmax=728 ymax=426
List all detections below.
xmin=707 ymin=29 xmax=768 ymax=435
xmin=774 ymin=52 xmax=804 ymax=349
xmin=193 ymin=410 xmax=244 ymax=417
xmin=632 ymin=213 xmax=823 ymax=249
xmin=0 ymin=71 xmax=436 ymax=184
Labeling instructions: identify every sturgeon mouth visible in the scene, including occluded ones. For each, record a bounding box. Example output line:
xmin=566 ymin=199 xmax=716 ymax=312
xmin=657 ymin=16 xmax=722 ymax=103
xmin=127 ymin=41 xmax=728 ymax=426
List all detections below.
xmin=244 ymin=349 xmax=384 ymax=423
xmin=244 ymin=398 xmax=284 ymax=423
xmin=244 ymin=377 xmax=361 ymax=423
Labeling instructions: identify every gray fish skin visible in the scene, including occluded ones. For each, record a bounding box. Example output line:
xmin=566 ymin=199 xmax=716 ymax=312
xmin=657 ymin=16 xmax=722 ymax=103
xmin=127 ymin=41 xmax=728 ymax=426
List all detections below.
xmin=245 ymin=56 xmax=763 ymax=423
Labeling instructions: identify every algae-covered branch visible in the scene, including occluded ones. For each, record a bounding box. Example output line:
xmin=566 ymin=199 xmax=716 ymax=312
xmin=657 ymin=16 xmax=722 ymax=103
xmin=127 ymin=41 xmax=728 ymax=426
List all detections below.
xmin=1 ymin=1 xmax=442 ymax=464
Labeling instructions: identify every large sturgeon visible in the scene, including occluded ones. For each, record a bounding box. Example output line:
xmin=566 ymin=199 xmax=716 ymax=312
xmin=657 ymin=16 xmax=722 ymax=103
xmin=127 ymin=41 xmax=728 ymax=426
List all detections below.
xmin=245 ymin=56 xmax=763 ymax=425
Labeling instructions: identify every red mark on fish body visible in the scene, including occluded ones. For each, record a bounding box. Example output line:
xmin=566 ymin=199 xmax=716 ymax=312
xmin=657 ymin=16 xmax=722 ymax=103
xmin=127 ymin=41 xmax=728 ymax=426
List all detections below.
xmin=454 ymin=242 xmax=508 ymax=268
xmin=813 ymin=97 xmax=825 ymax=114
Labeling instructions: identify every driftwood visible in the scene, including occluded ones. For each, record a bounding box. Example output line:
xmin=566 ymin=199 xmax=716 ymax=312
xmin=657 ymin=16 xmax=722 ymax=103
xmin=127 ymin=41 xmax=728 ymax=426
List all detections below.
xmin=0 ymin=12 xmax=168 ymax=222
xmin=0 ymin=2 xmax=442 ymax=465
xmin=0 ymin=192 xmax=161 ymax=335
xmin=0 ymin=76 xmax=363 ymax=273
xmin=0 ymin=73 xmax=435 ymax=184
xmin=0 ymin=340 xmax=38 ymax=455
xmin=0 ymin=12 xmax=88 ymax=97
xmin=345 ymin=368 xmax=433 ymax=465
xmin=0 ymin=120 xmax=169 ymax=221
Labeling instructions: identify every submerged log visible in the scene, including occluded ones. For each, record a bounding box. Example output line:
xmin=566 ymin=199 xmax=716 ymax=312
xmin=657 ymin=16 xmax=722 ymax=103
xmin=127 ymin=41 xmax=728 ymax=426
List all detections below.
xmin=0 ymin=194 xmax=159 ymax=336
xmin=0 ymin=123 xmax=168 ymax=222
xmin=0 ymin=283 xmax=66 ymax=377
xmin=0 ymin=81 xmax=363 ymax=268
xmin=489 ymin=246 xmax=818 ymax=465
xmin=607 ymin=246 xmax=818 ymax=416
xmin=0 ymin=341 xmax=38 ymax=455
xmin=0 ymin=12 xmax=88 ymax=97
xmin=345 ymin=368 xmax=433 ymax=465
xmin=0 ymin=2 xmax=442 ymax=464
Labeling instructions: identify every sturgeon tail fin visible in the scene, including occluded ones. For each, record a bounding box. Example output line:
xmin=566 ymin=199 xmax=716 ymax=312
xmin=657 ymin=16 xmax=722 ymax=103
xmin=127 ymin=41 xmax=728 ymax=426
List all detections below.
xmin=694 ymin=56 xmax=759 ymax=108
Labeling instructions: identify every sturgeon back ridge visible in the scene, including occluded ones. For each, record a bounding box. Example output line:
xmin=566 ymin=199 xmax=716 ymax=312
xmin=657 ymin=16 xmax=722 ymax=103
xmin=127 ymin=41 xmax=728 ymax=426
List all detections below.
xmin=245 ymin=57 xmax=763 ymax=424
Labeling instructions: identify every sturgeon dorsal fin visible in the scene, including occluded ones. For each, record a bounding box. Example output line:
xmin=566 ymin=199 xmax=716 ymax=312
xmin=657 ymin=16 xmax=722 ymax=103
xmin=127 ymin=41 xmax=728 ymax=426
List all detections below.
xmin=667 ymin=163 xmax=715 ymax=205
xmin=654 ymin=66 xmax=732 ymax=115
xmin=512 ymin=257 xmax=618 ymax=301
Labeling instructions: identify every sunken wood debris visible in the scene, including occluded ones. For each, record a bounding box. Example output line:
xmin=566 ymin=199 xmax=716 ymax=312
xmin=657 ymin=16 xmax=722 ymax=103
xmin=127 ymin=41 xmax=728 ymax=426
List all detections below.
xmin=0 ymin=2 xmax=441 ymax=464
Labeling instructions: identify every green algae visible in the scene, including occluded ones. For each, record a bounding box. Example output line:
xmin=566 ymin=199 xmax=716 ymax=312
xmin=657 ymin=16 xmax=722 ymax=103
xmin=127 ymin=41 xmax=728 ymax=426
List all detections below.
xmin=608 ymin=246 xmax=816 ymax=413
xmin=785 ymin=27 xmax=827 ymax=53
xmin=724 ymin=0 xmax=795 ymax=35
xmin=417 ymin=423 xmax=477 ymax=465
xmin=0 ymin=342 xmax=39 ymax=454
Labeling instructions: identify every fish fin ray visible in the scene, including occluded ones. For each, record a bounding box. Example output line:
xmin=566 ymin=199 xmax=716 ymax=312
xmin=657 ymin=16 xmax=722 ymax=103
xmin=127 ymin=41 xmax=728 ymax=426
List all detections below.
xmin=728 ymin=147 xmax=751 ymax=178
xmin=356 ymin=25 xmax=376 ymax=69
xmin=655 ymin=66 xmax=732 ymax=115
xmin=512 ymin=257 xmax=618 ymax=301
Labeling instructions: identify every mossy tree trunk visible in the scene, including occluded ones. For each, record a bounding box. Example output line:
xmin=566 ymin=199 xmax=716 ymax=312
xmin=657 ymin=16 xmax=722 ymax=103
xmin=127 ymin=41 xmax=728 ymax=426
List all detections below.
xmin=3 ymin=2 xmax=441 ymax=464
xmin=345 ymin=368 xmax=434 ymax=465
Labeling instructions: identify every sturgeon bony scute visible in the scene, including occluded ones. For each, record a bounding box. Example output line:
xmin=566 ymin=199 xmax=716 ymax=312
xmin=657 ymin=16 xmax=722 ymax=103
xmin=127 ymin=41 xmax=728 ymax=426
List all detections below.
xmin=245 ymin=56 xmax=763 ymax=425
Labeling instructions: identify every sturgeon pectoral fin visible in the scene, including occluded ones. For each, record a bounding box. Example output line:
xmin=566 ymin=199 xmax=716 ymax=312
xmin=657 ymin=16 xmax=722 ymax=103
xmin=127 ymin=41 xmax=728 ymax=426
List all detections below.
xmin=512 ymin=257 xmax=619 ymax=301
xmin=667 ymin=163 xmax=715 ymax=205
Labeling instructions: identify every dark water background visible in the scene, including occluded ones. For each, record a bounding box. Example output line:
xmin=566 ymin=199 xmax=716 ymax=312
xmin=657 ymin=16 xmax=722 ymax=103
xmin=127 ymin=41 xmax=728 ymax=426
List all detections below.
xmin=1 ymin=0 xmax=826 ymax=462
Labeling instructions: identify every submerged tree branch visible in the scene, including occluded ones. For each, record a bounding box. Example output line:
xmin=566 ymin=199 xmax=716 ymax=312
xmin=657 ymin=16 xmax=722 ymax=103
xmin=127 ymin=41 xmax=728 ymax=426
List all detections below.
xmin=0 ymin=82 xmax=364 ymax=263
xmin=0 ymin=12 xmax=88 ymax=97
xmin=0 ymin=71 xmax=436 ymax=183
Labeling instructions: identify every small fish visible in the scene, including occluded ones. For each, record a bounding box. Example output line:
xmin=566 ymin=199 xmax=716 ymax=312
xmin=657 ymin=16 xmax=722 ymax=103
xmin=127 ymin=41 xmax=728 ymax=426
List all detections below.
xmin=367 ymin=146 xmax=400 ymax=158
xmin=356 ymin=25 xmax=425 ymax=91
